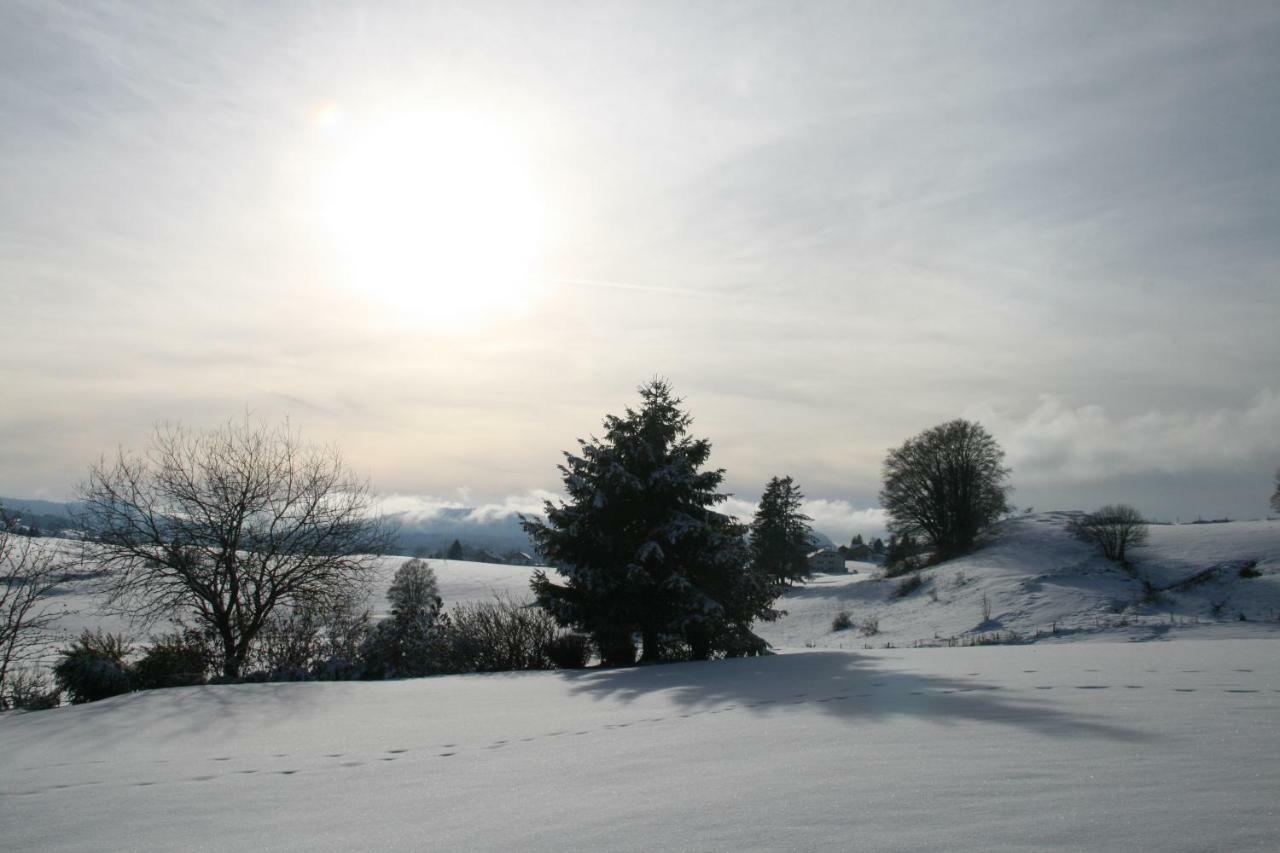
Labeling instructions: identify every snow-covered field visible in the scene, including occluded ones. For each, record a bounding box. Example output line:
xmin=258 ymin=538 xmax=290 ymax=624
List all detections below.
xmin=6 ymin=514 xmax=1280 ymax=851
xmin=3 ymin=640 xmax=1277 ymax=851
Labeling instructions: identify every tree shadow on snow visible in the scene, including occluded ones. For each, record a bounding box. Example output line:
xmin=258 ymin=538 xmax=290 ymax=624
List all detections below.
xmin=559 ymin=651 xmax=1151 ymax=743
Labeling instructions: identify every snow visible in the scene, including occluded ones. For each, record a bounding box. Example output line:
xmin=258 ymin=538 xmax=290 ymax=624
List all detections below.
xmin=25 ymin=513 xmax=1280 ymax=660
xmin=7 ymin=515 xmax=1280 ymax=850
xmin=759 ymin=513 xmax=1280 ymax=650
xmin=3 ymin=640 xmax=1278 ymax=851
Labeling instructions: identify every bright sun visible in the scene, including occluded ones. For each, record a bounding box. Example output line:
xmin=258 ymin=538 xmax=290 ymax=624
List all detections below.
xmin=310 ymin=107 xmax=546 ymax=321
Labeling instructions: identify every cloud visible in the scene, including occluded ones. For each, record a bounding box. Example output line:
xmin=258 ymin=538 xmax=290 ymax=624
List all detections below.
xmin=377 ymin=491 xmax=559 ymax=525
xmin=723 ymin=497 xmax=888 ymax=542
xmin=975 ymin=390 xmax=1280 ymax=483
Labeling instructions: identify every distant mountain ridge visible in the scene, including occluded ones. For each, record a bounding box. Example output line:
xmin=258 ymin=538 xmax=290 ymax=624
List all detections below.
xmin=1 ymin=495 xmax=838 ymax=558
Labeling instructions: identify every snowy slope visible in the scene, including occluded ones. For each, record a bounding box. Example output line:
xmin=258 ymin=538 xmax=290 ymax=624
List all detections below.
xmin=759 ymin=513 xmax=1280 ymax=650
xmin=26 ymin=513 xmax=1280 ymax=658
xmin=3 ymin=640 xmax=1277 ymax=852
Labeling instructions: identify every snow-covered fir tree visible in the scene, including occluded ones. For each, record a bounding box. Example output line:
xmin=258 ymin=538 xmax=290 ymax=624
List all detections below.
xmin=523 ymin=380 xmax=781 ymax=663
xmin=749 ymin=476 xmax=814 ymax=586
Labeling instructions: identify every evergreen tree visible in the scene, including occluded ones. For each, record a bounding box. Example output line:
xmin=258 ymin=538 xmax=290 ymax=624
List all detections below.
xmin=446 ymin=539 xmax=464 ymax=560
xmin=749 ymin=476 xmax=814 ymax=586
xmin=871 ymin=536 xmax=885 ymax=555
xmin=851 ymin=533 xmax=864 ymax=547
xmin=360 ymin=559 xmax=447 ymax=679
xmin=523 ymin=380 xmax=780 ymax=663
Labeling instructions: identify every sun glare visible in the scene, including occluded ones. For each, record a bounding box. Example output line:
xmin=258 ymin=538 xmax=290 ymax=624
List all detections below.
xmin=310 ymin=108 xmax=546 ymax=322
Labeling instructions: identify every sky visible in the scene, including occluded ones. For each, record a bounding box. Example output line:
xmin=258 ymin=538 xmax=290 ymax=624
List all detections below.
xmin=2 ymin=1 xmax=1279 ymax=539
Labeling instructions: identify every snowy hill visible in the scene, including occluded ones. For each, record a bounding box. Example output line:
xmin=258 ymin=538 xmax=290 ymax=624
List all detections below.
xmin=758 ymin=512 xmax=1280 ymax=650
xmin=3 ymin=640 xmax=1277 ymax=851
xmin=26 ymin=512 xmax=1280 ymax=658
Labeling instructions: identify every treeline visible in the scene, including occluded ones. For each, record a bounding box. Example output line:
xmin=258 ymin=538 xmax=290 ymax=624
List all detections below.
xmin=28 ymin=559 xmax=593 ymax=709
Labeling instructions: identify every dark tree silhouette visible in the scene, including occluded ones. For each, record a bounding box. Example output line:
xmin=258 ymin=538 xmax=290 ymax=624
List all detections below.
xmin=1072 ymin=504 xmax=1149 ymax=568
xmin=880 ymin=419 xmax=1012 ymax=560
xmin=0 ymin=519 xmax=76 ymax=708
xmin=1271 ymin=468 xmax=1280 ymax=515
xmin=749 ymin=476 xmax=813 ymax=586
xmin=77 ymin=419 xmax=392 ymax=679
xmin=523 ymin=380 xmax=780 ymax=663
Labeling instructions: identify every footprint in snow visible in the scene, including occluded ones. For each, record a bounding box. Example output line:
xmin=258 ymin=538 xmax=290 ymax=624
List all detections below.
xmin=278 ymin=770 xmax=299 ymax=775
xmin=1075 ymin=685 xmax=1108 ymax=690
xmin=387 ymin=749 xmax=408 ymax=754
xmin=210 ymin=757 xmax=232 ymax=762
xmin=188 ymin=775 xmax=217 ymax=782
xmin=1173 ymin=688 xmax=1196 ymax=693
xmin=1224 ymin=689 xmax=1259 ymax=694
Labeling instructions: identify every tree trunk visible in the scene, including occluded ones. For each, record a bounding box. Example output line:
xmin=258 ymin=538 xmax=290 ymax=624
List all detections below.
xmin=640 ymin=628 xmax=661 ymax=663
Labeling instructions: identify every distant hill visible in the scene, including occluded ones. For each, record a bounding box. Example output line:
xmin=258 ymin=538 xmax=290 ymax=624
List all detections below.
xmin=0 ymin=496 xmax=78 ymax=536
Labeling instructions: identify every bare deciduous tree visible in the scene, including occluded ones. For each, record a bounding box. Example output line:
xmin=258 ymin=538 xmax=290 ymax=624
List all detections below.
xmin=1271 ymin=468 xmax=1280 ymax=515
xmin=77 ymin=419 xmax=393 ymax=679
xmin=0 ymin=523 xmax=74 ymax=708
xmin=1072 ymin=504 xmax=1149 ymax=568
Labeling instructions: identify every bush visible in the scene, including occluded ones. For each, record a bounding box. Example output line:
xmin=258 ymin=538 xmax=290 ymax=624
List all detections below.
xmin=713 ymin=624 xmax=770 ymax=658
xmin=360 ymin=611 xmax=450 ymax=679
xmin=544 ymin=633 xmax=593 ymax=669
xmin=249 ymin=595 xmax=372 ymax=681
xmin=858 ymin=617 xmax=880 ymax=636
xmin=53 ymin=630 xmax=133 ymax=704
xmin=1071 ymin=505 xmax=1149 ymax=567
xmin=133 ymin=629 xmax=214 ymax=690
xmin=3 ymin=667 xmax=61 ymax=710
xmin=446 ymin=596 xmax=560 ymax=673
xmin=831 ymin=611 xmax=853 ymax=631
xmin=1240 ymin=562 xmax=1261 ymax=579
xmin=893 ymin=575 xmax=924 ymax=599
xmin=596 ymin=629 xmax=638 ymax=667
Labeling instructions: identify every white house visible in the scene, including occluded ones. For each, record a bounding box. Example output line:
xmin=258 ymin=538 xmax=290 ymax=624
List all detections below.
xmin=806 ymin=548 xmax=847 ymax=574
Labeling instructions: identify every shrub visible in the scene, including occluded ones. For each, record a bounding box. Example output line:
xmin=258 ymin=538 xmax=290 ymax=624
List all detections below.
xmin=250 ymin=594 xmax=372 ymax=681
xmin=893 ymin=574 xmax=924 ymax=598
xmin=132 ymin=629 xmax=214 ymax=690
xmin=1239 ymin=562 xmax=1261 ymax=579
xmin=446 ymin=596 xmax=559 ymax=673
xmin=858 ymin=617 xmax=880 ymax=636
xmin=53 ymin=630 xmax=133 ymax=704
xmin=1070 ymin=505 xmax=1149 ymax=567
xmin=544 ymin=633 xmax=593 ymax=669
xmin=596 ymin=629 xmax=638 ymax=667
xmin=831 ymin=611 xmax=853 ymax=631
xmin=360 ymin=611 xmax=450 ymax=679
xmin=3 ymin=667 xmax=61 ymax=710
xmin=713 ymin=624 xmax=770 ymax=657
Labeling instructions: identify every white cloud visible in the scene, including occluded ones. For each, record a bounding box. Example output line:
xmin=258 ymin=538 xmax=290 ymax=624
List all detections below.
xmin=377 ymin=490 xmax=560 ymax=524
xmin=723 ymin=497 xmax=888 ymax=542
xmin=975 ymin=390 xmax=1280 ymax=483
